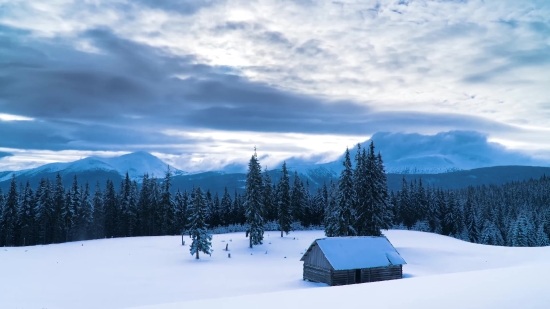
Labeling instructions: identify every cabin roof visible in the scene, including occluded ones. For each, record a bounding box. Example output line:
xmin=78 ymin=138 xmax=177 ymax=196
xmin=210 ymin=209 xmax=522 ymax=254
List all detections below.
xmin=300 ymin=236 xmax=406 ymax=270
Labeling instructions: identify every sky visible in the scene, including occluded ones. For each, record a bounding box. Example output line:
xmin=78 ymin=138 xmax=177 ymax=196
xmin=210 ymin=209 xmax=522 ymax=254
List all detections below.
xmin=0 ymin=0 xmax=549 ymax=172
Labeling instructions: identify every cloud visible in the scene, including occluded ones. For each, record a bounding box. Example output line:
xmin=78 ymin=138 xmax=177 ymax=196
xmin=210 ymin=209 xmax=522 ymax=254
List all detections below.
xmin=0 ymin=0 xmax=549 ymax=170
xmin=0 ymin=152 xmax=13 ymax=159
xmin=318 ymin=131 xmax=550 ymax=173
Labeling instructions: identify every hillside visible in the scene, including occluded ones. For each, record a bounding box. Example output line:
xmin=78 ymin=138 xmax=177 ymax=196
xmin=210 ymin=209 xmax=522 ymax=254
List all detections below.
xmin=1 ymin=230 xmax=549 ymax=309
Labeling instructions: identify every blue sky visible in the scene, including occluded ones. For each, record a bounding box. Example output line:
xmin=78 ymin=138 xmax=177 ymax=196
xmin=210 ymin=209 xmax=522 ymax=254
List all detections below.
xmin=0 ymin=0 xmax=549 ymax=172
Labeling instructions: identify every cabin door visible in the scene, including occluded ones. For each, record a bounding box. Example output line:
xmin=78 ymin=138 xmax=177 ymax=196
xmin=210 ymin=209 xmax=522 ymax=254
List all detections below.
xmin=355 ymin=269 xmax=361 ymax=284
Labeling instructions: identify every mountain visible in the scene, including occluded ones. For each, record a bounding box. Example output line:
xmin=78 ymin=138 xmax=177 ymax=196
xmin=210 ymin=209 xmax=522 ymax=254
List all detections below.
xmin=278 ymin=131 xmax=550 ymax=177
xmin=0 ymin=152 xmax=187 ymax=188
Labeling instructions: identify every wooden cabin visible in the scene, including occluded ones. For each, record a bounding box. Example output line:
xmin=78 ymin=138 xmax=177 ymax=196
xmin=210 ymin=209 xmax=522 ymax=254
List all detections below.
xmin=300 ymin=236 xmax=406 ymax=286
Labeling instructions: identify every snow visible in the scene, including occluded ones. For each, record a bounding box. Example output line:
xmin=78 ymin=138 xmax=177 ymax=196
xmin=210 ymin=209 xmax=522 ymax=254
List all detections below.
xmin=0 ymin=152 xmax=187 ymax=183
xmin=1 ymin=230 xmax=550 ymax=309
xmin=302 ymin=236 xmax=406 ymax=270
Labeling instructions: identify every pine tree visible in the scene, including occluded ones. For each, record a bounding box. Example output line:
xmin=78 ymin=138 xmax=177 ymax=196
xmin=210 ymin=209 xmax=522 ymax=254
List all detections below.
xmin=220 ymin=187 xmax=232 ymax=226
xmin=119 ymin=173 xmax=132 ymax=236
xmin=1 ymin=175 xmax=19 ymax=246
xmin=262 ymin=168 xmax=276 ymax=222
xmin=290 ymin=172 xmax=306 ymax=225
xmin=103 ymin=179 xmax=118 ymax=238
xmin=35 ymin=178 xmax=53 ymax=244
xmin=76 ymin=182 xmax=93 ymax=240
xmin=0 ymin=188 xmax=4 ymax=244
xmin=92 ymin=182 xmax=105 ymax=239
xmin=232 ymin=190 xmax=245 ymax=225
xmin=52 ymin=173 xmax=65 ymax=243
xmin=335 ymin=148 xmax=355 ymax=236
xmin=324 ymin=180 xmax=339 ymax=237
xmin=188 ymin=187 xmax=212 ymax=259
xmin=159 ymin=167 xmax=175 ymax=234
xmin=277 ymin=162 xmax=292 ymax=237
xmin=211 ymin=192 xmax=221 ymax=228
xmin=352 ymin=144 xmax=369 ymax=235
xmin=244 ymin=148 xmax=265 ymax=248
xmin=480 ymin=220 xmax=504 ymax=246
xmin=128 ymin=180 xmax=139 ymax=236
xmin=511 ymin=213 xmax=533 ymax=247
xmin=17 ymin=181 xmax=35 ymax=246
xmin=175 ymin=189 xmax=188 ymax=234
xmin=137 ymin=174 xmax=151 ymax=236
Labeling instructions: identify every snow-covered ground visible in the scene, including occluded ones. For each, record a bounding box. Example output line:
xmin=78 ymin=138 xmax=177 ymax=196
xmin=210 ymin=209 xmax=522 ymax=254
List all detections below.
xmin=1 ymin=230 xmax=549 ymax=309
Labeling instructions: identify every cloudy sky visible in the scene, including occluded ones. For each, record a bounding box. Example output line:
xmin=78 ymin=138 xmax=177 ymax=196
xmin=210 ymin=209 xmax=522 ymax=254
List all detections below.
xmin=0 ymin=0 xmax=549 ymax=172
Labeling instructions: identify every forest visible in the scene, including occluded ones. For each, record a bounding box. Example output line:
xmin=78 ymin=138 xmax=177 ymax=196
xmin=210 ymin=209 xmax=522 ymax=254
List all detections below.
xmin=0 ymin=142 xmax=549 ymax=248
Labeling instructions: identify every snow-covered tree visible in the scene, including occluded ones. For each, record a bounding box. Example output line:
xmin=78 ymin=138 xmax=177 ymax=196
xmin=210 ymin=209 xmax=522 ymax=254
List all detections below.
xmin=92 ymin=181 xmax=104 ymax=239
xmin=324 ymin=180 xmax=339 ymax=237
xmin=277 ymin=162 xmax=292 ymax=237
xmin=17 ymin=181 xmax=35 ymax=246
xmin=511 ymin=213 xmax=533 ymax=247
xmin=1 ymin=175 xmax=19 ymax=246
xmin=220 ymin=187 xmax=232 ymax=226
xmin=244 ymin=149 xmax=265 ymax=248
xmin=188 ymin=187 xmax=212 ymax=259
xmin=335 ymin=148 xmax=355 ymax=236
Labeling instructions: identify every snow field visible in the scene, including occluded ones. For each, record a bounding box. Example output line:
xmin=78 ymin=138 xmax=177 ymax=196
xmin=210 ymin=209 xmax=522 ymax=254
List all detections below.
xmin=1 ymin=230 xmax=549 ymax=309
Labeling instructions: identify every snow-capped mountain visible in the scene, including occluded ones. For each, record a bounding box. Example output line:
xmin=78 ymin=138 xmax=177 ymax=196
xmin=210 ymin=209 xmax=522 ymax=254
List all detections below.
xmin=275 ymin=131 xmax=550 ymax=177
xmin=0 ymin=151 xmax=186 ymax=183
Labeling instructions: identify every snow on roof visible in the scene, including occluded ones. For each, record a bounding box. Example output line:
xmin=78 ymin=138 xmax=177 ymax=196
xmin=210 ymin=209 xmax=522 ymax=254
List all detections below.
xmin=301 ymin=236 xmax=406 ymax=270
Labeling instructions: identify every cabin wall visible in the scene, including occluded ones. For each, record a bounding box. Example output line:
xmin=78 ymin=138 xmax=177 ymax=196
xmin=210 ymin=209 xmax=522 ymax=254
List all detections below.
xmin=303 ymin=264 xmax=332 ymax=285
xmin=331 ymin=270 xmax=356 ymax=286
xmin=302 ymin=244 xmax=332 ymax=269
xmin=362 ymin=265 xmax=402 ymax=283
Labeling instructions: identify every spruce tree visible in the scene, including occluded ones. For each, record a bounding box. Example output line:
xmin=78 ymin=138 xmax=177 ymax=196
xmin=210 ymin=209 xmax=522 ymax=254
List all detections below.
xmin=137 ymin=174 xmax=151 ymax=236
xmin=76 ymin=182 xmax=93 ymax=240
xmin=92 ymin=182 xmax=104 ymax=239
xmin=35 ymin=178 xmax=53 ymax=244
xmin=324 ymin=180 xmax=339 ymax=237
xmin=188 ymin=187 xmax=212 ymax=259
xmin=17 ymin=181 xmax=35 ymax=246
xmin=262 ymin=168 xmax=276 ymax=222
xmin=277 ymin=162 xmax=292 ymax=237
xmin=0 ymin=188 xmax=4 ymax=244
xmin=336 ymin=148 xmax=355 ymax=236
xmin=290 ymin=172 xmax=305 ymax=225
xmin=1 ymin=175 xmax=19 ymax=246
xmin=160 ymin=167 xmax=175 ymax=234
xmin=119 ymin=173 xmax=132 ymax=236
xmin=103 ymin=179 xmax=118 ymax=238
xmin=244 ymin=149 xmax=265 ymax=248
xmin=220 ymin=187 xmax=232 ymax=226
xmin=52 ymin=173 xmax=65 ymax=243
xmin=175 ymin=189 xmax=188 ymax=234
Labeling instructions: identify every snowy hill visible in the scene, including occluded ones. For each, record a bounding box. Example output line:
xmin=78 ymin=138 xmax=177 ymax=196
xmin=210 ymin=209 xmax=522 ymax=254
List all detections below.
xmin=0 ymin=151 xmax=186 ymax=183
xmin=1 ymin=230 xmax=549 ymax=309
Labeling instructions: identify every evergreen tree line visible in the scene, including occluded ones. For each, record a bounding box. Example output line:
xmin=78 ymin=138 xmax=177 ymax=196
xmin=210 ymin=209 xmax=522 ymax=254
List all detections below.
xmin=0 ymin=142 xmax=389 ymax=248
xmin=391 ymin=176 xmax=550 ymax=247
xmin=5 ymin=141 xmax=546 ymax=250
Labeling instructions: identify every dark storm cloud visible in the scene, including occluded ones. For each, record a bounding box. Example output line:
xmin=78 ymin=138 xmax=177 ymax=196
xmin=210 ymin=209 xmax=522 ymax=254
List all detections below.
xmin=0 ymin=26 xmax=524 ymax=152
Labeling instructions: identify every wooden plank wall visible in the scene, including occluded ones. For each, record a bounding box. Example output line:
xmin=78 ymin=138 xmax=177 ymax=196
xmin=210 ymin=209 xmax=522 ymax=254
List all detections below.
xmin=302 ymin=244 xmax=332 ymax=269
xmin=303 ymin=264 xmax=332 ymax=285
xmin=362 ymin=265 xmax=402 ymax=283
xmin=331 ymin=270 xmax=356 ymax=286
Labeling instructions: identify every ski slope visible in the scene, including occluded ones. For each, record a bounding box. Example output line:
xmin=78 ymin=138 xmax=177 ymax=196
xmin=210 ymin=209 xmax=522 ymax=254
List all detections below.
xmin=1 ymin=230 xmax=549 ymax=309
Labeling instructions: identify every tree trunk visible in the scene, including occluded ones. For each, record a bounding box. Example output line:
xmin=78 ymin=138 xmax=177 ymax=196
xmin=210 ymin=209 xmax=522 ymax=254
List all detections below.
xmin=281 ymin=229 xmax=283 ymax=237
xmin=196 ymin=250 xmax=199 ymax=259
xmin=249 ymin=234 xmax=252 ymax=248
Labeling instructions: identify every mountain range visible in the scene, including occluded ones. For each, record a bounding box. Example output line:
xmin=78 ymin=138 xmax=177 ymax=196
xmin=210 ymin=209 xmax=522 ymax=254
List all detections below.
xmin=1 ymin=131 xmax=549 ymax=192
